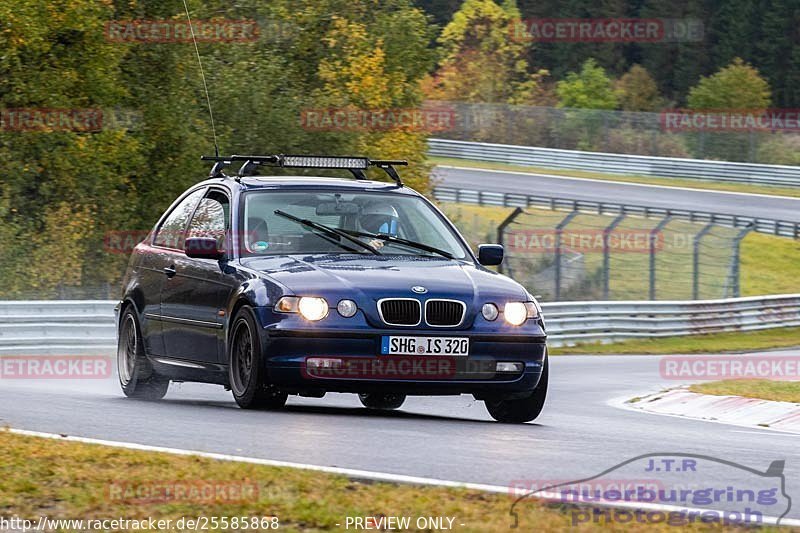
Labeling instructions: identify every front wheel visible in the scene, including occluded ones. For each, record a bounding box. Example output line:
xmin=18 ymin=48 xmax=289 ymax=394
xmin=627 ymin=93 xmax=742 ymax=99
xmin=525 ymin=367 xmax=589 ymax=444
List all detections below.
xmin=485 ymin=356 xmax=548 ymax=423
xmin=229 ymin=306 xmax=287 ymax=410
xmin=117 ymin=308 xmax=169 ymax=400
xmin=359 ymin=392 xmax=406 ymax=410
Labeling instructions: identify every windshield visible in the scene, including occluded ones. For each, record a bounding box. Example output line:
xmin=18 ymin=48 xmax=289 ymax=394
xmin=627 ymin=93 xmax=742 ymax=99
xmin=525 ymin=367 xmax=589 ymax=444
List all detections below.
xmin=241 ymin=190 xmax=469 ymax=259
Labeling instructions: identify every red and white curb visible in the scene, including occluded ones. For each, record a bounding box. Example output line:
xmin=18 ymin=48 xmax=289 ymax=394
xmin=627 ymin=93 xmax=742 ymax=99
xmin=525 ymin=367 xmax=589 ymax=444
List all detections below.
xmin=622 ymin=388 xmax=800 ymax=434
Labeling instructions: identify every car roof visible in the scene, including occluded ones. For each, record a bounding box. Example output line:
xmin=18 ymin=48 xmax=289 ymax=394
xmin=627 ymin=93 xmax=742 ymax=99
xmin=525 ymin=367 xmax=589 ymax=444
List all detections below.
xmin=198 ymin=176 xmax=421 ymax=195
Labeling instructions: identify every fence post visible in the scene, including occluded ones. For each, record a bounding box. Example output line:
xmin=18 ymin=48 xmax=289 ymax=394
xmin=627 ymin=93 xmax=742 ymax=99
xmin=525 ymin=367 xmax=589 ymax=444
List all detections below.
xmin=496 ymin=207 xmax=524 ymax=275
xmin=730 ymin=224 xmax=754 ymax=297
xmin=649 ymin=215 xmax=673 ymax=300
xmin=693 ymin=223 xmax=715 ymax=300
xmin=602 ymin=213 xmax=626 ymax=300
xmin=554 ymin=210 xmax=580 ymax=300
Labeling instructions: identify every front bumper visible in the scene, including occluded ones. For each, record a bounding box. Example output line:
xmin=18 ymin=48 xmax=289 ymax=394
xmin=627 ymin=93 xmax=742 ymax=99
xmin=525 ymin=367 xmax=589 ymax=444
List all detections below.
xmin=259 ymin=320 xmax=547 ymax=398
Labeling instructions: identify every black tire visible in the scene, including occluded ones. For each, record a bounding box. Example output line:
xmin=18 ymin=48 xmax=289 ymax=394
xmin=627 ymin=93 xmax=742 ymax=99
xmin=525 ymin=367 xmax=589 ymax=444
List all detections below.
xmin=358 ymin=392 xmax=406 ymax=410
xmin=485 ymin=355 xmax=548 ymax=423
xmin=228 ymin=306 xmax=287 ymax=410
xmin=117 ymin=307 xmax=169 ymax=400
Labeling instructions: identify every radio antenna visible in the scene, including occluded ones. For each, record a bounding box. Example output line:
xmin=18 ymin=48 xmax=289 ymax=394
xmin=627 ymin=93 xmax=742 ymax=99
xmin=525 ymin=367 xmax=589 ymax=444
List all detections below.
xmin=182 ymin=0 xmax=220 ymax=157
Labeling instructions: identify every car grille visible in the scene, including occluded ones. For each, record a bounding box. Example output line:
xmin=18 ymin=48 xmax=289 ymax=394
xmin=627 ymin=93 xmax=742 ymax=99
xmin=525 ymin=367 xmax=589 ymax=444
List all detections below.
xmin=379 ymin=299 xmax=421 ymax=326
xmin=425 ymin=300 xmax=466 ymax=327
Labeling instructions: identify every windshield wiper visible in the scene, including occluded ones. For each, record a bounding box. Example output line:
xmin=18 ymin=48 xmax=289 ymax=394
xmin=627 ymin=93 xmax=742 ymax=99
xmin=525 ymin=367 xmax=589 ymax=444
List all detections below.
xmin=273 ymin=210 xmax=381 ymax=255
xmin=341 ymin=229 xmax=454 ymax=259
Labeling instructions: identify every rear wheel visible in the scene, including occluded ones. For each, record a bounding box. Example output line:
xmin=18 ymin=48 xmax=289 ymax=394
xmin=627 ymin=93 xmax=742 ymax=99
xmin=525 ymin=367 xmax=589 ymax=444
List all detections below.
xmin=118 ymin=308 xmax=169 ymax=400
xmin=485 ymin=356 xmax=548 ymax=423
xmin=359 ymin=392 xmax=406 ymax=410
xmin=229 ymin=307 xmax=287 ymax=410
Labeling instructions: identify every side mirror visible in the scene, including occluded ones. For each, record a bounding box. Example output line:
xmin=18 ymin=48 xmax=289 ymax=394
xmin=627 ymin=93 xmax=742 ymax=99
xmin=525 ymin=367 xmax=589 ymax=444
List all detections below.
xmin=185 ymin=237 xmax=225 ymax=260
xmin=477 ymin=244 xmax=503 ymax=266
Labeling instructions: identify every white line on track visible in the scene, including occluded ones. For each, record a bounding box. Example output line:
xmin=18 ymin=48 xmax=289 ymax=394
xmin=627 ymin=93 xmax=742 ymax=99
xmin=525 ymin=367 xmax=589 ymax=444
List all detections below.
xmin=435 ymin=165 xmax=800 ymax=202
xmin=7 ymin=427 xmax=799 ymax=527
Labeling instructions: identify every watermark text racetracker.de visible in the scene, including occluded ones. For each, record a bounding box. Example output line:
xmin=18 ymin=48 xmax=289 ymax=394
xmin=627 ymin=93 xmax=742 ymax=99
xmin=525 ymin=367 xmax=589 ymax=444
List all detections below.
xmin=0 ymin=356 xmax=111 ymax=380
xmin=107 ymin=480 xmax=259 ymax=505
xmin=510 ymin=18 xmax=703 ymax=42
xmin=300 ymin=106 xmax=456 ymax=133
xmin=105 ymin=19 xmax=259 ymax=43
xmin=0 ymin=109 xmax=102 ymax=132
xmin=661 ymin=109 xmax=800 ymax=132
xmin=506 ymin=228 xmax=668 ymax=254
xmin=0 ymin=108 xmax=141 ymax=132
xmin=660 ymin=355 xmax=800 ymax=380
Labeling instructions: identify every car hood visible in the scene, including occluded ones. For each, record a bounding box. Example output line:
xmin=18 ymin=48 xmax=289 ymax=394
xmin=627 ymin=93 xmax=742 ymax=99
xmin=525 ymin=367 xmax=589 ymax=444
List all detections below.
xmin=240 ymin=254 xmax=529 ymax=303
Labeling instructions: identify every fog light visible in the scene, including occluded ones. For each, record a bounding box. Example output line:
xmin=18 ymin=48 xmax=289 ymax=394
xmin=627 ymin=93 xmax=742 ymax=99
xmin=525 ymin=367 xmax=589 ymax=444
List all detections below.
xmin=337 ymin=299 xmax=358 ymax=318
xmin=496 ymin=362 xmax=524 ymax=373
xmin=306 ymin=357 xmax=343 ymax=369
xmin=481 ymin=303 xmax=499 ymax=321
xmin=298 ymin=297 xmax=329 ymax=321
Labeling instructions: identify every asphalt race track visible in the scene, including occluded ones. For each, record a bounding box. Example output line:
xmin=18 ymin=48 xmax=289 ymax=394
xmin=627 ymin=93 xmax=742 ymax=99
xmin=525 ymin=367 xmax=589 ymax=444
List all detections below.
xmin=2 ymin=351 xmax=798 ymax=522
xmin=3 ymin=168 xmax=799 ymax=524
xmin=434 ymin=166 xmax=800 ymax=223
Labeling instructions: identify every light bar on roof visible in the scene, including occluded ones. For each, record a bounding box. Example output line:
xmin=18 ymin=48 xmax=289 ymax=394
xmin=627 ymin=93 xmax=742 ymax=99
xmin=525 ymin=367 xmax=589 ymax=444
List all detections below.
xmin=281 ymin=155 xmax=369 ymax=169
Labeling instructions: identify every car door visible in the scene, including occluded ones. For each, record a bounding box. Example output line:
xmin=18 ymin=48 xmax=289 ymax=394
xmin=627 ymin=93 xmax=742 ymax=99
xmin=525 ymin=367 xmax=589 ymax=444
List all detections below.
xmin=160 ymin=188 xmax=234 ymax=363
xmin=142 ymin=187 xmax=206 ymax=356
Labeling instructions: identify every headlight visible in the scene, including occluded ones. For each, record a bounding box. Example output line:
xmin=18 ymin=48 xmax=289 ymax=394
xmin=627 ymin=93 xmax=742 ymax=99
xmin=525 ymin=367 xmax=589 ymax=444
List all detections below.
xmin=275 ymin=296 xmax=329 ymax=321
xmin=503 ymin=301 xmax=539 ymax=326
xmin=298 ymin=297 xmax=329 ymax=321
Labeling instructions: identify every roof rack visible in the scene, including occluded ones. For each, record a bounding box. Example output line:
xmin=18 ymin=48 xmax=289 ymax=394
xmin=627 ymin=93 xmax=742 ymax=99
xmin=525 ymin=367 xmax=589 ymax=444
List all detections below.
xmin=200 ymin=154 xmax=408 ymax=187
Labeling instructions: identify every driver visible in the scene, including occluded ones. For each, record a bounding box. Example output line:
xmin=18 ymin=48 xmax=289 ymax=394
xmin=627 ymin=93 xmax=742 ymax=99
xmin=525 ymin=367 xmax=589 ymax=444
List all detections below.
xmin=359 ymin=203 xmax=399 ymax=249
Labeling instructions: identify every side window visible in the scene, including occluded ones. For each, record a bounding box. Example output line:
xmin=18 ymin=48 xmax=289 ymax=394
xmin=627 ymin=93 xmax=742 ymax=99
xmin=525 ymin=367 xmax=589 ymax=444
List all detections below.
xmin=186 ymin=190 xmax=230 ymax=250
xmin=153 ymin=189 xmax=205 ymax=249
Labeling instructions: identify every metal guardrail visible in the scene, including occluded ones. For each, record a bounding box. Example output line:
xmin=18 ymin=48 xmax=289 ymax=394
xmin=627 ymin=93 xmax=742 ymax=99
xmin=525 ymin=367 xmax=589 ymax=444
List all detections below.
xmin=542 ymin=294 xmax=800 ymax=346
xmin=0 ymin=301 xmax=117 ymax=354
xmin=428 ymin=138 xmax=800 ymax=188
xmin=1 ymin=297 xmax=798 ymax=352
xmin=433 ymin=186 xmax=800 ymax=239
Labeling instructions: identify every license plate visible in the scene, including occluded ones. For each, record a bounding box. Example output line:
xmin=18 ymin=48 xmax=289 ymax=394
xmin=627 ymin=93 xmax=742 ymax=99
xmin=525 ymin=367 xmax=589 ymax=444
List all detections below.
xmin=381 ymin=336 xmax=469 ymax=356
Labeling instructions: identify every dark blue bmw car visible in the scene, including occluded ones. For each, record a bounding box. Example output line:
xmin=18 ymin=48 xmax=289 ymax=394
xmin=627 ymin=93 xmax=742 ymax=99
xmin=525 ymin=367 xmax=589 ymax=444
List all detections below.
xmin=116 ymin=155 xmax=548 ymax=422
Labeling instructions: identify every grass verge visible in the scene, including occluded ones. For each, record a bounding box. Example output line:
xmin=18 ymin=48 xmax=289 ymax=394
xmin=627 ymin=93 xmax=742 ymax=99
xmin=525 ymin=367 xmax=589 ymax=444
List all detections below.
xmin=550 ymin=327 xmax=800 ymax=355
xmin=0 ymin=430 xmax=765 ymax=532
xmin=689 ymin=380 xmax=800 ymax=403
xmin=430 ymin=156 xmax=800 ymax=199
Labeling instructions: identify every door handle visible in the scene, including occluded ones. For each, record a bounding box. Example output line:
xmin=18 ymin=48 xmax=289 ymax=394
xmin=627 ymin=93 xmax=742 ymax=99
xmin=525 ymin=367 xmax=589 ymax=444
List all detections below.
xmin=163 ymin=265 xmax=177 ymax=278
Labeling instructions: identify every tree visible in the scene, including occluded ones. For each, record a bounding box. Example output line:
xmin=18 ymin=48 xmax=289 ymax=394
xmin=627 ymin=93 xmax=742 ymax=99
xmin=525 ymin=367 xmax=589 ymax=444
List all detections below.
xmin=424 ymin=0 xmax=547 ymax=104
xmin=687 ymin=58 xmax=771 ymax=109
xmin=0 ymin=0 xmax=142 ymax=298
xmin=616 ymin=64 xmax=663 ymax=111
xmin=753 ymin=0 xmax=800 ymax=107
xmin=412 ymin=0 xmax=464 ymax=26
xmin=555 ymin=59 xmax=618 ymax=109
xmin=706 ymin=0 xmax=757 ymax=70
xmin=0 ymin=0 xmax=437 ymax=297
xmin=685 ymin=58 xmax=772 ymax=162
